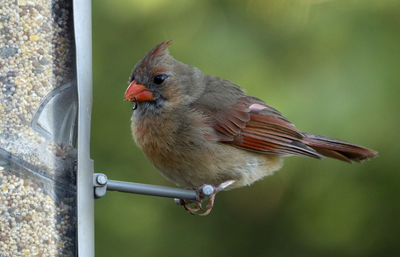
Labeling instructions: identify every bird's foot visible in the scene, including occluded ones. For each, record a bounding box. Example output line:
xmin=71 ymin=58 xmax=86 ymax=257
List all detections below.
xmin=175 ymin=180 xmax=236 ymax=216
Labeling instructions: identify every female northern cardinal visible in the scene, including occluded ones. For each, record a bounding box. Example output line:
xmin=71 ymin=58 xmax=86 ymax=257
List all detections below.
xmin=124 ymin=41 xmax=377 ymax=215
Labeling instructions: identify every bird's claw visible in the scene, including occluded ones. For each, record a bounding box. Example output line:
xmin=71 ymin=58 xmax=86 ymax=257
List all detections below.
xmin=175 ymin=180 xmax=235 ymax=216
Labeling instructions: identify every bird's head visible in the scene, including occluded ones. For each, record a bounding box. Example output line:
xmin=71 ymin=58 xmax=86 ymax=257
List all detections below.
xmin=124 ymin=41 xmax=205 ymax=116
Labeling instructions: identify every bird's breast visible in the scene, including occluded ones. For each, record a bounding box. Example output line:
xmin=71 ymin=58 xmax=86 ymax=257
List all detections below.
xmin=131 ymin=114 xmax=177 ymax=158
xmin=130 ymin=109 xmax=215 ymax=185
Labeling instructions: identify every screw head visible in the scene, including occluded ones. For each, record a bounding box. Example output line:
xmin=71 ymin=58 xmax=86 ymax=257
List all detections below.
xmin=201 ymin=185 xmax=214 ymax=196
xmin=96 ymin=174 xmax=108 ymax=185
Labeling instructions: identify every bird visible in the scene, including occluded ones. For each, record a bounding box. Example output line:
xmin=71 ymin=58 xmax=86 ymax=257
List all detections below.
xmin=124 ymin=41 xmax=377 ymax=215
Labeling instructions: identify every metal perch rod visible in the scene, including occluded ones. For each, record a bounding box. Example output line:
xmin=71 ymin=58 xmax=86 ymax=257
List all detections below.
xmin=108 ymin=180 xmax=198 ymax=200
xmin=94 ymin=173 xmax=199 ymax=200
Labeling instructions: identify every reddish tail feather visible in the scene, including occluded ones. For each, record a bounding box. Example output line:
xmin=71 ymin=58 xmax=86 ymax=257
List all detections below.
xmin=303 ymin=133 xmax=377 ymax=163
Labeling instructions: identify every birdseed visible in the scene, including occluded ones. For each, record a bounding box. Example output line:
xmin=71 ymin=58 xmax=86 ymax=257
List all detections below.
xmin=0 ymin=0 xmax=77 ymax=255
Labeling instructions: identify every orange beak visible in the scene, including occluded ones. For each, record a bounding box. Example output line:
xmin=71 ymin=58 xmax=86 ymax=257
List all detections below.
xmin=124 ymin=81 xmax=154 ymax=102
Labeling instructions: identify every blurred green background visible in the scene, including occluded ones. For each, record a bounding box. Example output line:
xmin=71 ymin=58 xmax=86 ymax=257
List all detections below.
xmin=92 ymin=0 xmax=400 ymax=256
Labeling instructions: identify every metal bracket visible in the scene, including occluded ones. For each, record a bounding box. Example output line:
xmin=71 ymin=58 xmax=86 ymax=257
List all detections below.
xmin=93 ymin=173 xmax=108 ymax=198
xmin=93 ymin=173 xmax=216 ymax=201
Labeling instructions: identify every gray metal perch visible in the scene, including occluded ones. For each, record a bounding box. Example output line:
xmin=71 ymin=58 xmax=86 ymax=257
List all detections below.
xmin=93 ymin=173 xmax=215 ymax=201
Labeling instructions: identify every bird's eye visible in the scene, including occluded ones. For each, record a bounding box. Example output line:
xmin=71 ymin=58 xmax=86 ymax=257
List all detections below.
xmin=153 ymin=74 xmax=168 ymax=85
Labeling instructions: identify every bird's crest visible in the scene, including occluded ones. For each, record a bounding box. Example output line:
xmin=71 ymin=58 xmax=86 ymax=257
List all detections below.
xmin=140 ymin=40 xmax=173 ymax=68
xmin=145 ymin=40 xmax=173 ymax=60
xmin=149 ymin=40 xmax=173 ymax=57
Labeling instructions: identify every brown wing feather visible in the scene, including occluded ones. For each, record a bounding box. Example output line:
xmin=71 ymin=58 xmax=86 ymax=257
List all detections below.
xmin=208 ymin=97 xmax=322 ymax=159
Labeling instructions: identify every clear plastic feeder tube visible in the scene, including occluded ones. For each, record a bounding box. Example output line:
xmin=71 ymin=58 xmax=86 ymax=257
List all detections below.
xmin=0 ymin=0 xmax=77 ymax=256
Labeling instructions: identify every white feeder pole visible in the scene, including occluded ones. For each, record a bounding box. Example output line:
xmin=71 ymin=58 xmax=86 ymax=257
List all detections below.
xmin=74 ymin=0 xmax=94 ymax=256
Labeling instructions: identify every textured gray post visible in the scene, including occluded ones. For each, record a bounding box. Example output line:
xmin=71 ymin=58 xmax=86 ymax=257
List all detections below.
xmin=74 ymin=0 xmax=94 ymax=256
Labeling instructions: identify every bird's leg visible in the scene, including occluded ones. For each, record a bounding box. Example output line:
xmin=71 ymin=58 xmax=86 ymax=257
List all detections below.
xmin=175 ymin=199 xmax=202 ymax=214
xmin=175 ymin=180 xmax=236 ymax=216
xmin=198 ymin=180 xmax=236 ymax=216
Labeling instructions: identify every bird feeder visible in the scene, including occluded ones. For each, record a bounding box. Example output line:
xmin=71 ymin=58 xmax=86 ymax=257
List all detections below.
xmin=0 ymin=0 xmax=93 ymax=255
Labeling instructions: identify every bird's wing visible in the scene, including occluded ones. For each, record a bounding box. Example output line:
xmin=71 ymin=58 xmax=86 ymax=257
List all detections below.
xmin=204 ymin=96 xmax=322 ymax=158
